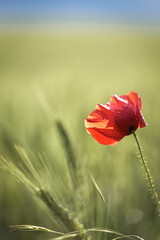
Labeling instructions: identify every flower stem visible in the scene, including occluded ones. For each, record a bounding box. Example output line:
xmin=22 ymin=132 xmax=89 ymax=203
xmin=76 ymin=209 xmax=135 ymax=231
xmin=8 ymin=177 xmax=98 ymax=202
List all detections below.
xmin=131 ymin=130 xmax=160 ymax=215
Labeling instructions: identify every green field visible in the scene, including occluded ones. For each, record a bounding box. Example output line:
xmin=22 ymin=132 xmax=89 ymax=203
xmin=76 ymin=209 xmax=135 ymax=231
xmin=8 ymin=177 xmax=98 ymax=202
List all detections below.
xmin=0 ymin=28 xmax=160 ymax=240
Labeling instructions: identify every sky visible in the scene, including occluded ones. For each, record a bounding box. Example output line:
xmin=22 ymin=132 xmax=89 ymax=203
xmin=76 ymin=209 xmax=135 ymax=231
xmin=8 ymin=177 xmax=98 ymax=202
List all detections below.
xmin=0 ymin=0 xmax=160 ymax=26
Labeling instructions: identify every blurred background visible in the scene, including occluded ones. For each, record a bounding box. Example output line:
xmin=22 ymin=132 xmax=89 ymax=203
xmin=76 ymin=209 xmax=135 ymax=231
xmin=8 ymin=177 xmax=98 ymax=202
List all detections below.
xmin=0 ymin=1 xmax=160 ymax=240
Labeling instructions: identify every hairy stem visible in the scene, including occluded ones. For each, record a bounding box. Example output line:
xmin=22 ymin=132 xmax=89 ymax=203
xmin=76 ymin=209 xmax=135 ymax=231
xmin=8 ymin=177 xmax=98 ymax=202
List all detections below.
xmin=132 ymin=130 xmax=160 ymax=215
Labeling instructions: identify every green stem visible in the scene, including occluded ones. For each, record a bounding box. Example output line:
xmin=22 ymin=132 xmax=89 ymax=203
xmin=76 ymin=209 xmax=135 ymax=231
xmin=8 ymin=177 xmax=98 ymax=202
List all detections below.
xmin=131 ymin=130 xmax=160 ymax=215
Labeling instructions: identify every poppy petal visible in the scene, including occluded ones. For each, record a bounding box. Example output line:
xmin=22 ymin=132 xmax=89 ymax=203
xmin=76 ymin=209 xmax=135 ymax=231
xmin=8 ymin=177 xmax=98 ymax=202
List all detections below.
xmin=128 ymin=92 xmax=147 ymax=128
xmin=85 ymin=104 xmax=109 ymax=129
xmin=138 ymin=113 xmax=147 ymax=128
xmin=86 ymin=127 xmax=120 ymax=145
xmin=128 ymin=91 xmax=139 ymax=108
xmin=110 ymin=94 xmax=128 ymax=106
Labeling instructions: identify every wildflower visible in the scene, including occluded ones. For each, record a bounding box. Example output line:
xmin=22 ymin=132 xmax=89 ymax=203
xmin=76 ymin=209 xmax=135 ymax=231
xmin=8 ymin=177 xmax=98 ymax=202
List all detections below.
xmin=85 ymin=91 xmax=147 ymax=145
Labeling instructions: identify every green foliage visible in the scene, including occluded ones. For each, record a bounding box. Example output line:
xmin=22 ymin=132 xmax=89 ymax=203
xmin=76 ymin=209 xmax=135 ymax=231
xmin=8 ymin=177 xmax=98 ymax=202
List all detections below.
xmin=0 ymin=29 xmax=160 ymax=240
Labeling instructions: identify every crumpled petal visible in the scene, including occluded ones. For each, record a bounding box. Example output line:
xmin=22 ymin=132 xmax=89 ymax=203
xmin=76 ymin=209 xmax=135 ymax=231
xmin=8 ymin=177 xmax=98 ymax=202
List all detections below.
xmin=85 ymin=91 xmax=147 ymax=145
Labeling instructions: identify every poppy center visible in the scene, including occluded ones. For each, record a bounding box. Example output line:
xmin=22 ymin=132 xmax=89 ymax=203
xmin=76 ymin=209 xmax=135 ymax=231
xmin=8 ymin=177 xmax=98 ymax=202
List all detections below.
xmin=129 ymin=126 xmax=135 ymax=134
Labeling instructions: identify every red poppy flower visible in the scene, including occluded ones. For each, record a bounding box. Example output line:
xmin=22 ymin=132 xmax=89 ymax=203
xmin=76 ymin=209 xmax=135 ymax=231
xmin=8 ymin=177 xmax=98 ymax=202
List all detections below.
xmin=85 ymin=91 xmax=147 ymax=146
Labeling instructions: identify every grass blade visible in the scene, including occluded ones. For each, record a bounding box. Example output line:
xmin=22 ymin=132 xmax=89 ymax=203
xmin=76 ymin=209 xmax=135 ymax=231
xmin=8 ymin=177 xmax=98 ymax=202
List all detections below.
xmin=56 ymin=119 xmax=79 ymax=192
xmin=9 ymin=225 xmax=64 ymax=235
xmin=48 ymin=228 xmax=144 ymax=240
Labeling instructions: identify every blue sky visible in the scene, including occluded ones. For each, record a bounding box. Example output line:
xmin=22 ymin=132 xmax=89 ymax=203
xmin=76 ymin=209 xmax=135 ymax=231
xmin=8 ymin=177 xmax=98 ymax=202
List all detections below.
xmin=0 ymin=0 xmax=160 ymax=25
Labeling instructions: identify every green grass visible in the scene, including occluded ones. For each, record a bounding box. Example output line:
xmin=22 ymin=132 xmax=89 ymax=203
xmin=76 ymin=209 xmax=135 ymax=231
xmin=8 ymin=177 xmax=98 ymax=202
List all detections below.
xmin=0 ymin=28 xmax=160 ymax=240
